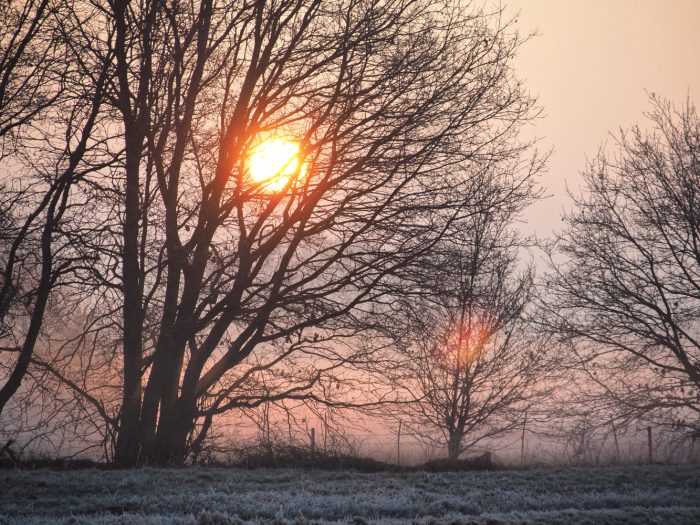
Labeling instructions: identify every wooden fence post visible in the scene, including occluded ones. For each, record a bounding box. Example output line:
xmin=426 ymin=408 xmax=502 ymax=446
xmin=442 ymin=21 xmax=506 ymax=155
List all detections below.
xmin=611 ymin=417 xmax=620 ymax=463
xmin=521 ymin=410 xmax=528 ymax=465
xmin=397 ymin=420 xmax=402 ymax=466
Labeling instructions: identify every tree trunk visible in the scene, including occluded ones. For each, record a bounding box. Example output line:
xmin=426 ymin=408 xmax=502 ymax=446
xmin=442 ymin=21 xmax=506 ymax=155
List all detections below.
xmin=114 ymin=133 xmax=144 ymax=466
xmin=137 ymin=323 xmax=189 ymax=463
xmin=447 ymin=433 xmax=462 ymax=462
xmin=148 ymin=397 xmax=196 ymax=464
xmin=111 ymin=0 xmax=151 ymax=465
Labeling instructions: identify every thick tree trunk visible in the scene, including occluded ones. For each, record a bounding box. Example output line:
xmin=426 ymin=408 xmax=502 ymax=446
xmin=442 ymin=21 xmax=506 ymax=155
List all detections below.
xmin=114 ymin=133 xmax=144 ymax=466
xmin=447 ymin=433 xmax=462 ymax=462
xmin=146 ymin=396 xmax=196 ymax=464
xmin=136 ymin=340 xmax=177 ymax=457
xmin=137 ymin=317 xmax=190 ymax=462
xmin=111 ymin=0 xmax=152 ymax=466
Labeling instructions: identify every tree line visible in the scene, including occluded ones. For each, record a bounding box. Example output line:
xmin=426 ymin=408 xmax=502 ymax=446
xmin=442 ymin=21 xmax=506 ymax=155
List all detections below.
xmin=1 ymin=0 xmax=698 ymax=466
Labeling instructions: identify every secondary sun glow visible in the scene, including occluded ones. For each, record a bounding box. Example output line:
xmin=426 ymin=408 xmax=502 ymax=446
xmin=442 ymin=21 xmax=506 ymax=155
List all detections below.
xmin=443 ymin=321 xmax=491 ymax=367
xmin=247 ymin=138 xmax=306 ymax=192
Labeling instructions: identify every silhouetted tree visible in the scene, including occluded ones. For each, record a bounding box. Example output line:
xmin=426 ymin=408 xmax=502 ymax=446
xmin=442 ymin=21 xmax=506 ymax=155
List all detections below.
xmin=5 ymin=0 xmax=541 ymax=464
xmin=392 ymin=200 xmax=549 ymax=461
xmin=543 ymin=96 xmax=700 ymax=437
xmin=0 ymin=0 xmax=110 ymax=417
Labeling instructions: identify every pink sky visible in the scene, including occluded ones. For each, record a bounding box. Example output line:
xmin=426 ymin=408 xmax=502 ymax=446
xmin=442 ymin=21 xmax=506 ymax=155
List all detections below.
xmin=505 ymin=0 xmax=700 ymax=236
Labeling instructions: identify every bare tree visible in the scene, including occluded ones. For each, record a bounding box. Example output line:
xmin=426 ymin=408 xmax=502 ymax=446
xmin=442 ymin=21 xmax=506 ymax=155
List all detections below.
xmin=0 ymin=0 xmax=60 ymax=157
xmin=0 ymin=0 xmax=111 ymax=418
xmin=543 ymin=96 xmax=700 ymax=437
xmin=7 ymin=0 xmax=543 ymax=465
xmin=392 ymin=197 xmax=550 ymax=462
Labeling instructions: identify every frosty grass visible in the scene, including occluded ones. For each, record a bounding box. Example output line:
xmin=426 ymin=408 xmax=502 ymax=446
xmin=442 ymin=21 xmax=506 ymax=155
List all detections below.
xmin=1 ymin=465 xmax=699 ymax=524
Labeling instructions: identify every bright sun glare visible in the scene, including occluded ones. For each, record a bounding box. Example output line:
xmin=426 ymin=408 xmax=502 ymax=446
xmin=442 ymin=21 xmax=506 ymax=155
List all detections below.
xmin=247 ymin=138 xmax=305 ymax=192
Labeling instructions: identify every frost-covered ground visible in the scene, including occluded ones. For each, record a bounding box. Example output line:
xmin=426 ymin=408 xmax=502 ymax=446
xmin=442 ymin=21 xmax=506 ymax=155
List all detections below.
xmin=1 ymin=465 xmax=699 ymax=524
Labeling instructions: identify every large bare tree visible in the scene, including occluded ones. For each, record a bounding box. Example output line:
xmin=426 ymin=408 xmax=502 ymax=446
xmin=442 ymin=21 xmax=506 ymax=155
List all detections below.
xmin=543 ymin=96 xmax=700 ymax=437
xmin=4 ymin=0 xmax=542 ymax=465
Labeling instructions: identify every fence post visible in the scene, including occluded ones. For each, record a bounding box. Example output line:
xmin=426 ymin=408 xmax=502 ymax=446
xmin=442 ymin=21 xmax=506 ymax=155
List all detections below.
xmin=610 ymin=417 xmax=620 ymax=463
xmin=521 ymin=410 xmax=528 ymax=465
xmin=397 ymin=420 xmax=402 ymax=466
xmin=647 ymin=426 xmax=653 ymax=464
xmin=323 ymin=414 xmax=327 ymax=453
xmin=690 ymin=437 xmax=696 ymax=464
xmin=310 ymin=427 xmax=316 ymax=453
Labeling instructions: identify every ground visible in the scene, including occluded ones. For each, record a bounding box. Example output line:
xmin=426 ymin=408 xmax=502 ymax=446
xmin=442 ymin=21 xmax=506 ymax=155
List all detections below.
xmin=1 ymin=465 xmax=699 ymax=524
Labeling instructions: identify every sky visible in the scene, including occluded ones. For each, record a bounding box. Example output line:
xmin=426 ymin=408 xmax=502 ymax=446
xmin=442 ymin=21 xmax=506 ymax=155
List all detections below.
xmin=503 ymin=0 xmax=700 ymax=237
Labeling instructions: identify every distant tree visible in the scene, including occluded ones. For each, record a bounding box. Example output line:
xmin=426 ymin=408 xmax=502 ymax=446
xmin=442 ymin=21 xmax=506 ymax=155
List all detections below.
xmin=543 ymin=96 xmax=700 ymax=437
xmin=393 ymin=202 xmax=550 ymax=462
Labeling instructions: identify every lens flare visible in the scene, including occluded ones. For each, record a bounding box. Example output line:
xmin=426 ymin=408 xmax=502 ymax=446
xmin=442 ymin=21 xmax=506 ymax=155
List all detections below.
xmin=444 ymin=321 xmax=490 ymax=367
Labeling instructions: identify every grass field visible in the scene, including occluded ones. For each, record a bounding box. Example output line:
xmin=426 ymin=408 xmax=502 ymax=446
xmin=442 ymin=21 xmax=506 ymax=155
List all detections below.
xmin=1 ymin=465 xmax=699 ymax=524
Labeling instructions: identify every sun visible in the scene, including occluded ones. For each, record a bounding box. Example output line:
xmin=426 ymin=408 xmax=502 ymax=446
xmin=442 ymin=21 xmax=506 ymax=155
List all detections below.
xmin=247 ymin=138 xmax=305 ymax=192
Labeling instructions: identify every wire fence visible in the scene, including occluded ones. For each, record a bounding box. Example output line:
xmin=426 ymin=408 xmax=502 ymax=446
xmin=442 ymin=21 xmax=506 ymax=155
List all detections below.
xmin=213 ymin=420 xmax=700 ymax=468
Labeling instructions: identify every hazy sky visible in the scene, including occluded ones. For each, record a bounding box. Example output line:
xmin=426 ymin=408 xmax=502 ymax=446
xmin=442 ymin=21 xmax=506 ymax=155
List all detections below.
xmin=504 ymin=0 xmax=700 ymax=236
